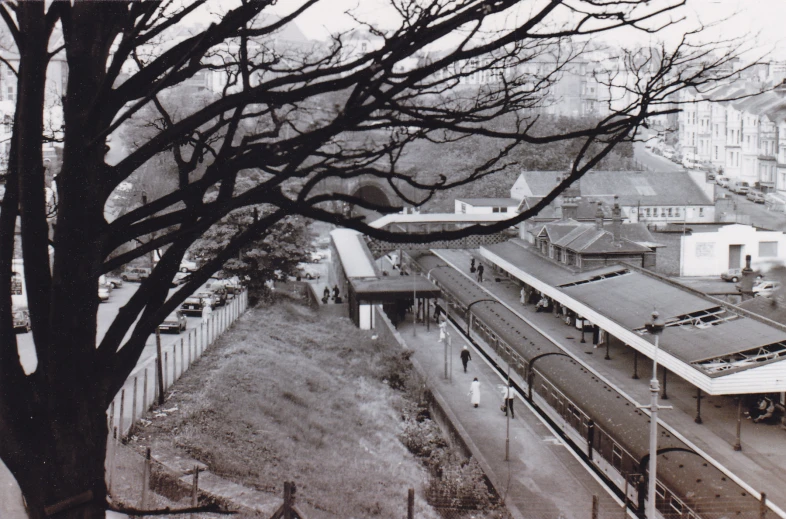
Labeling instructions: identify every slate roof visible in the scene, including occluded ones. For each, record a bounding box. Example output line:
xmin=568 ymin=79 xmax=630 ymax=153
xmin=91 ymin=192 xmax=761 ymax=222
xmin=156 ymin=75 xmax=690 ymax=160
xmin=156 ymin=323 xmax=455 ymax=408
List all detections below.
xmin=538 ymin=220 xmax=654 ymax=254
xmin=512 ymin=171 xmax=713 ymax=207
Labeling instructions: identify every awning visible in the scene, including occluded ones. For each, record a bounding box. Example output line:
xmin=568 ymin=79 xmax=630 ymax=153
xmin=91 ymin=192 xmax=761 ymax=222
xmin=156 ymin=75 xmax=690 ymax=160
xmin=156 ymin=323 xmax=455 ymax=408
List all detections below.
xmin=349 ymin=276 xmax=440 ymax=304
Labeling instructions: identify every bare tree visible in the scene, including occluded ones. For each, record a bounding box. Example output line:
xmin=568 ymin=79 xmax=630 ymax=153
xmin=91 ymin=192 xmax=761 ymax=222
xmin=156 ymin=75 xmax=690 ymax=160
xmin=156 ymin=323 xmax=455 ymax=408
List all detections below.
xmin=0 ymin=1 xmax=748 ymax=517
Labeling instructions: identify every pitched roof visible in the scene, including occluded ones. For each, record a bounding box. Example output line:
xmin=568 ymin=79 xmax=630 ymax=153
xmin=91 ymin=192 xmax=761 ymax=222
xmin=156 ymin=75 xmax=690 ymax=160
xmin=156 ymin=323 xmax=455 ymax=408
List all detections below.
xmin=542 ymin=221 xmax=653 ymax=254
xmin=513 ymin=170 xmax=713 ymax=207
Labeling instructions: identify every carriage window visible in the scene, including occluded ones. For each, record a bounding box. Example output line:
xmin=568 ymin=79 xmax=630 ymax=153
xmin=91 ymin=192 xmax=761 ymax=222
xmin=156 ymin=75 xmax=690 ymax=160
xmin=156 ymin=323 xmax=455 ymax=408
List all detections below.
xmin=656 ymin=483 xmax=666 ymax=499
xmin=670 ymin=498 xmax=683 ymax=515
xmin=612 ymin=444 xmax=622 ymax=469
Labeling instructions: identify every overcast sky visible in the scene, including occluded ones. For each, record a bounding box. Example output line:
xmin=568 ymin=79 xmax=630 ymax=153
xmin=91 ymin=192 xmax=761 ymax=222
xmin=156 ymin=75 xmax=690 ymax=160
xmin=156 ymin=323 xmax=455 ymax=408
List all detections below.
xmin=260 ymin=0 xmax=785 ymax=60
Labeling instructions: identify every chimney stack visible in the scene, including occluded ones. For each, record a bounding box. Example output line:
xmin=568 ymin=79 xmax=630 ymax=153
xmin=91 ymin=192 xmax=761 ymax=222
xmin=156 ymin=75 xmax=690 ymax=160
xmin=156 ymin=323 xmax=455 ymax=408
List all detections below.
xmin=595 ymin=202 xmax=604 ymax=230
xmin=611 ymin=195 xmax=622 ymax=244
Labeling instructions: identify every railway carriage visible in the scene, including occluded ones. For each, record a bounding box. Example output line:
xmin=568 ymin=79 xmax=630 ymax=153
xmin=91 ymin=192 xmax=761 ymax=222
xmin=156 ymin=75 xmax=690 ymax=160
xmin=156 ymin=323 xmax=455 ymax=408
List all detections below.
xmin=412 ymin=253 xmax=763 ymax=519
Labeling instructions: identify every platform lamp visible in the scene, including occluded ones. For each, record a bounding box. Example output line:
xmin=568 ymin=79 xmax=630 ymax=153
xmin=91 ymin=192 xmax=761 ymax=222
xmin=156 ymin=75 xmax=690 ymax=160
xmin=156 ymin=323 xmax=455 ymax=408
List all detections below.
xmin=643 ymin=311 xmax=669 ymax=519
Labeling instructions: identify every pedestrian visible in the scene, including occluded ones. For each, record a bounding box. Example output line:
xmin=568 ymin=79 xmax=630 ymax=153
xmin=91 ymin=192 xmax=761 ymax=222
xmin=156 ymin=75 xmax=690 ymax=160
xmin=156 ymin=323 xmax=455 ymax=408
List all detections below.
xmin=520 ymin=287 xmax=526 ymax=305
xmin=470 ymin=257 xmax=476 ymax=274
xmin=460 ymin=345 xmax=472 ymax=373
xmin=201 ymin=300 xmax=213 ymax=323
xmin=468 ymin=377 xmax=480 ymax=408
xmin=476 ymin=264 xmax=484 ymax=283
xmin=439 ymin=318 xmax=447 ymax=344
xmin=332 ymin=284 xmax=340 ymax=301
xmin=502 ymin=382 xmax=515 ymax=418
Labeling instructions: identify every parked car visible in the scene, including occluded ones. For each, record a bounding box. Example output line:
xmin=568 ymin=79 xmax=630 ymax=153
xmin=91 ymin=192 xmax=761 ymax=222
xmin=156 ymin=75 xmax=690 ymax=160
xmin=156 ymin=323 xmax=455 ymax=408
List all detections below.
xmin=720 ymin=268 xmax=742 ymax=282
xmin=98 ymin=285 xmax=111 ymax=302
xmin=747 ymin=190 xmax=766 ymax=203
xmin=730 ymin=180 xmax=750 ymax=195
xmin=171 ymin=272 xmax=190 ymax=287
xmin=207 ymin=284 xmax=228 ymax=306
xmin=716 ymin=176 xmax=731 ymax=188
xmin=310 ymin=250 xmax=327 ymax=263
xmin=295 ymin=263 xmax=321 ymax=280
xmin=180 ymin=258 xmax=198 ymax=273
xmin=105 ymin=275 xmax=123 ymax=289
xmin=12 ymin=307 xmax=30 ymax=333
xmin=662 ymin=149 xmax=675 ymax=160
xmin=158 ymin=310 xmax=187 ymax=333
xmin=754 ymin=281 xmax=781 ymax=297
xmin=121 ymin=267 xmax=151 ymax=282
xmin=181 ymin=292 xmax=214 ymax=315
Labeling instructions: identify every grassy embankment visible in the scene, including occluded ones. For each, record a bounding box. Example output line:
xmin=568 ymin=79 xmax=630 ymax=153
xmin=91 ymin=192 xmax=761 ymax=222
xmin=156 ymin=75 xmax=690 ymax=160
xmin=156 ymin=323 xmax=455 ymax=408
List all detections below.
xmin=124 ymin=295 xmax=500 ymax=518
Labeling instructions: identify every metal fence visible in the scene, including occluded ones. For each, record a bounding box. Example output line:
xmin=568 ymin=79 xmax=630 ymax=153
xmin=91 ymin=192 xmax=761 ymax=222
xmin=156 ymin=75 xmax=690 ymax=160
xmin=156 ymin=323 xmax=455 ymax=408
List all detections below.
xmin=105 ymin=290 xmax=249 ymax=483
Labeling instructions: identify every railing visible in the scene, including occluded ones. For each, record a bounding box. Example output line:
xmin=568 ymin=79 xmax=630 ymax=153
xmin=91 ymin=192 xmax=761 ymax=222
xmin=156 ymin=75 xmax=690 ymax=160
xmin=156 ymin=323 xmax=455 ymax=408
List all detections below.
xmin=106 ymin=290 xmax=249 ymax=441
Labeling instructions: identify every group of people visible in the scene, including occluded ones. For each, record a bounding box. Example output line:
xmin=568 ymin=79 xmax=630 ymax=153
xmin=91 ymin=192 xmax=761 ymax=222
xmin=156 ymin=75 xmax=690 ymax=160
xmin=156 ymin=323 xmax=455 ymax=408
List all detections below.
xmin=321 ymin=285 xmax=341 ymax=304
xmin=454 ymin=332 xmax=514 ymax=418
xmin=746 ymin=396 xmax=777 ymax=424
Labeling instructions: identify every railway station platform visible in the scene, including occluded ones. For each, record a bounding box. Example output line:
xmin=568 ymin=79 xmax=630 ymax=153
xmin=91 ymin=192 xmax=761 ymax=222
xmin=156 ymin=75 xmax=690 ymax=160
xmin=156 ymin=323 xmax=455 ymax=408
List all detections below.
xmin=390 ymin=316 xmax=624 ymax=519
xmin=431 ymin=247 xmax=786 ymax=515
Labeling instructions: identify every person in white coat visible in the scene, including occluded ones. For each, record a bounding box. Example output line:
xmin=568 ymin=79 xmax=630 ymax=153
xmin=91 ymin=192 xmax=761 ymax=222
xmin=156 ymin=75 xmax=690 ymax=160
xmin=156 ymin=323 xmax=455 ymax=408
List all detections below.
xmin=201 ymin=300 xmax=213 ymax=323
xmin=468 ymin=377 xmax=480 ymax=408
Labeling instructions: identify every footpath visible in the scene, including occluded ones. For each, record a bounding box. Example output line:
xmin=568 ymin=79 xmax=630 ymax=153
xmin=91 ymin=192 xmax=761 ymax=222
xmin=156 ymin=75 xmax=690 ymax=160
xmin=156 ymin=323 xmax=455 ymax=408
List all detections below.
xmin=388 ymin=316 xmax=624 ymax=519
xmin=433 ymin=248 xmax=786 ymax=515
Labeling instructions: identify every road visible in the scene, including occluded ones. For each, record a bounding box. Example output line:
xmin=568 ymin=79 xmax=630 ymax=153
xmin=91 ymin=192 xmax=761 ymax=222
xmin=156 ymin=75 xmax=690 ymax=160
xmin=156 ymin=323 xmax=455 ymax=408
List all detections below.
xmin=632 ymin=140 xmax=683 ymax=172
xmin=15 ymin=282 xmax=205 ymax=375
xmin=714 ymin=184 xmax=786 ymax=231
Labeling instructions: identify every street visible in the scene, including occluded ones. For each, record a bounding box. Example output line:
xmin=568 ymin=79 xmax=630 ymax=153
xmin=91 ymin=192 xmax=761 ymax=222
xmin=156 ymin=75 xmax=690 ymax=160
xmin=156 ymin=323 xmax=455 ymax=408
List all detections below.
xmin=15 ymin=283 xmax=207 ymax=375
xmin=714 ymin=184 xmax=786 ymax=231
xmin=632 ymin=140 xmax=683 ymax=172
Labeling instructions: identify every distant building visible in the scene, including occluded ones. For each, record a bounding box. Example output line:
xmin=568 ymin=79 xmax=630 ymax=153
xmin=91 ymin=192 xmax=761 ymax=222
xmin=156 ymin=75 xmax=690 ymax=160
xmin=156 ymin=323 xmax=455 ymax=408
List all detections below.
xmin=454 ymin=198 xmax=519 ymax=214
xmin=679 ymin=223 xmax=786 ymax=277
xmin=522 ymin=199 xmax=657 ymax=270
xmin=510 ymin=170 xmax=715 ymax=224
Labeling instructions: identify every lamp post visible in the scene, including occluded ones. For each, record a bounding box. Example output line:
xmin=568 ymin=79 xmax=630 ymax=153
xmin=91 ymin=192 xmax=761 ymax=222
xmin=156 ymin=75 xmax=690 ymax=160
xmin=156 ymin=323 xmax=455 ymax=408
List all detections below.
xmin=644 ymin=311 xmax=666 ymax=519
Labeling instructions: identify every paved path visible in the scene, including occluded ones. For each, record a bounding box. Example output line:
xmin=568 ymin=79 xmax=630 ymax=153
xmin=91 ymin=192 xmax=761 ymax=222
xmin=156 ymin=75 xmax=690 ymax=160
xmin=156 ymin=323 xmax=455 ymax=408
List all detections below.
xmin=394 ymin=319 xmax=624 ymax=519
xmin=433 ymin=247 xmax=786 ymax=516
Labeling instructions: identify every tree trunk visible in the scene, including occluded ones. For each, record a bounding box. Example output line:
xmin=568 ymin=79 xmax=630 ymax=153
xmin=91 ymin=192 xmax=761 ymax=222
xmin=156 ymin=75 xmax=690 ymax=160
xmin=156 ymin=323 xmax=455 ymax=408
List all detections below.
xmin=10 ymin=407 xmax=108 ymax=519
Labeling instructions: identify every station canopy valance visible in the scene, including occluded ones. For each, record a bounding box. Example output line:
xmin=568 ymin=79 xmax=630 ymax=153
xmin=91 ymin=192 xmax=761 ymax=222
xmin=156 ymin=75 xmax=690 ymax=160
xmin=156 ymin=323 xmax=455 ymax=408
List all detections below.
xmin=349 ymin=276 xmax=441 ymax=304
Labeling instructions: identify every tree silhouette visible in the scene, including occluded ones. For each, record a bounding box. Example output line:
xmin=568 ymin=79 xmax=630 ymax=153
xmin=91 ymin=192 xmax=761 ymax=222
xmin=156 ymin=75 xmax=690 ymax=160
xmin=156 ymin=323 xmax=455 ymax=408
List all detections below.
xmin=0 ymin=1 xmax=749 ymax=517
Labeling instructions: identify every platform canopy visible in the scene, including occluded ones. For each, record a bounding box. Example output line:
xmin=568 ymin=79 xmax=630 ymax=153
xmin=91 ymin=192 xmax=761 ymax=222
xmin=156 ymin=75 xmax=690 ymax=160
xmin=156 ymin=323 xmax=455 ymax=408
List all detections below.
xmin=349 ymin=276 xmax=440 ymax=304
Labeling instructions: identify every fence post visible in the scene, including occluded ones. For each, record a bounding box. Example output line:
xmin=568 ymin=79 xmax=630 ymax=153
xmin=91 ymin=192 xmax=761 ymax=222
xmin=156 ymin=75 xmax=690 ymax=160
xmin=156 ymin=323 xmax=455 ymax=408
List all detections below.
xmin=109 ymin=426 xmax=118 ymax=494
xmin=284 ymin=481 xmax=293 ymax=519
xmin=164 ymin=352 xmax=168 ymax=393
xmin=131 ymin=377 xmax=138 ymax=429
xmin=592 ymin=495 xmax=599 ymax=519
xmin=143 ymin=368 xmax=148 ymax=412
xmin=141 ymin=447 xmax=151 ymax=508
xmin=407 ymin=488 xmax=414 ymax=519
xmin=172 ymin=345 xmax=177 ymax=384
xmin=188 ymin=331 xmax=192 ymax=367
xmin=118 ymin=389 xmax=126 ymax=439
xmin=155 ymin=329 xmax=165 ymax=405
xmin=761 ymin=492 xmax=768 ymax=519
xmin=180 ymin=338 xmax=184 ymax=378
xmin=191 ymin=466 xmax=200 ymax=507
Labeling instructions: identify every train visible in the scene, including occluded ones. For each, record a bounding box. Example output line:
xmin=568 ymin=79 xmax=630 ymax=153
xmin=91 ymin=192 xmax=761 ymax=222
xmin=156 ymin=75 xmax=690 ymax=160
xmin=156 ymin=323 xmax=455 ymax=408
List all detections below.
xmin=413 ymin=252 xmax=762 ymax=519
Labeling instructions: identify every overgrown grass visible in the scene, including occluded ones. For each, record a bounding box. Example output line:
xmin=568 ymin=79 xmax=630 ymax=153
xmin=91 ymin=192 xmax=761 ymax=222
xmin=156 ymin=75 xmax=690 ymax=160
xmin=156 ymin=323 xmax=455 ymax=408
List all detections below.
xmin=132 ymin=299 xmax=440 ymax=518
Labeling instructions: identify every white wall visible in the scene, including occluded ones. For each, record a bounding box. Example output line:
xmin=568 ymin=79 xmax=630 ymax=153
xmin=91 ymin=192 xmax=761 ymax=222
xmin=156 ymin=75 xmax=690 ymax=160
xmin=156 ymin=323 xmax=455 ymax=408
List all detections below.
xmin=454 ymin=200 xmax=517 ymax=215
xmin=680 ymin=224 xmax=786 ymax=276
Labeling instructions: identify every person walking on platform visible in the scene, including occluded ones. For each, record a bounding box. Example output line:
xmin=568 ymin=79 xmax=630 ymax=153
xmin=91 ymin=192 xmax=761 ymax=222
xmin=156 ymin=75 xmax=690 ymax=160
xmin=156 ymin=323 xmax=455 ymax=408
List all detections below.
xmin=460 ymin=345 xmax=472 ymax=373
xmin=502 ymin=382 xmax=515 ymax=418
xmin=470 ymin=257 xmax=476 ymax=274
xmin=468 ymin=377 xmax=480 ymax=408
xmin=439 ymin=318 xmax=447 ymax=344
xmin=476 ymin=264 xmax=484 ymax=283
xmin=332 ymin=284 xmax=340 ymax=302
xmin=520 ymin=287 xmax=526 ymax=305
